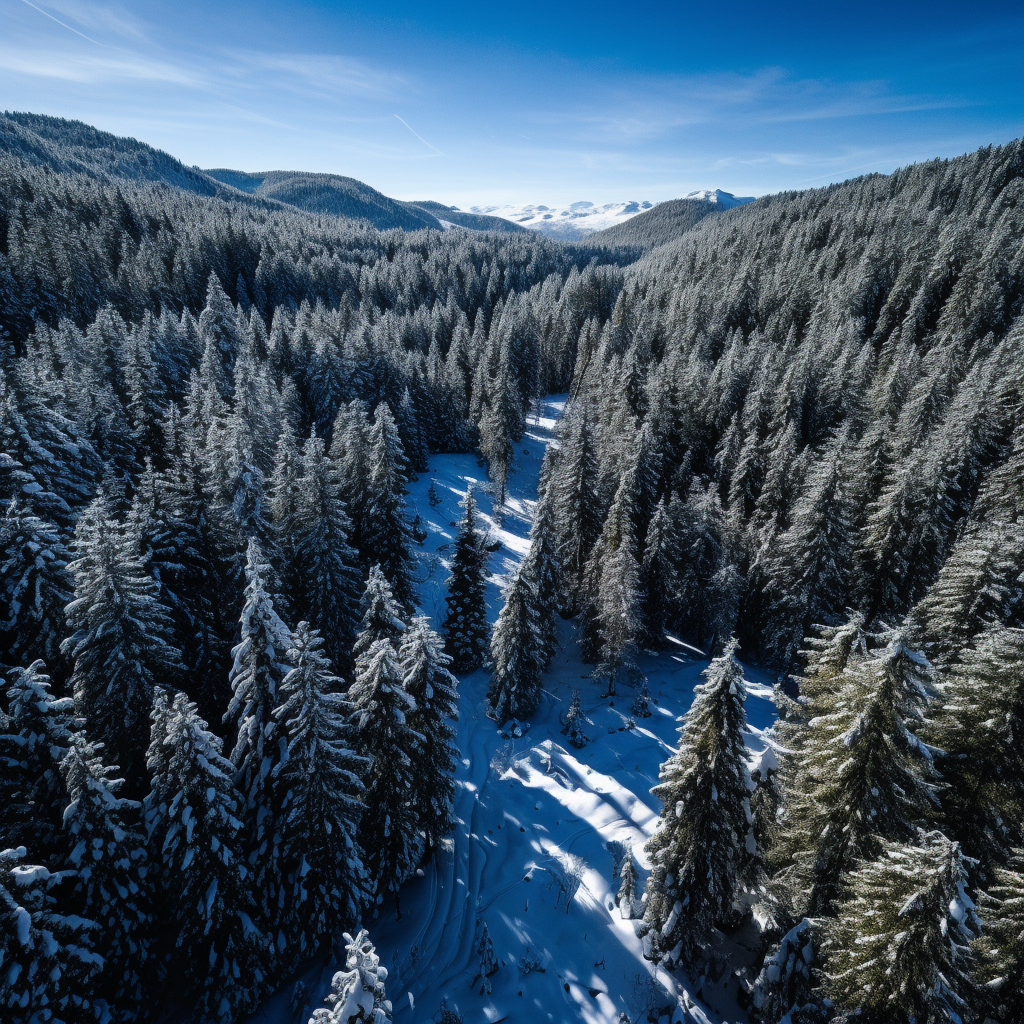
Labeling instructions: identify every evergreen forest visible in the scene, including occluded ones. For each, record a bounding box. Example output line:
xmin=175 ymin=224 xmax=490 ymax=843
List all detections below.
xmin=1 ymin=111 xmax=1023 ymax=1024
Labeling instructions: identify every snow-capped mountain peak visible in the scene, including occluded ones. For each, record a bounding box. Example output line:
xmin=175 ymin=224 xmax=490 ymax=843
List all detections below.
xmin=684 ymin=188 xmax=755 ymax=208
xmin=464 ymin=200 xmax=655 ymax=240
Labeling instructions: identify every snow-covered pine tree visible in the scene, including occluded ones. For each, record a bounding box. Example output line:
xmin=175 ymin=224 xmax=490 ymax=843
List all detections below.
xmin=487 ymin=565 xmax=542 ymax=723
xmin=561 ymin=689 xmax=588 ymax=748
xmin=772 ymin=627 xmax=940 ymax=918
xmin=350 ymin=638 xmax=421 ymax=905
xmin=442 ymin=486 xmax=490 ymax=672
xmin=400 ymin=617 xmax=459 ymax=858
xmin=364 ymin=403 xmax=416 ymax=608
xmin=0 ymin=499 xmax=72 ymax=685
xmin=590 ymin=469 xmax=643 ymax=696
xmin=0 ymin=661 xmax=77 ymax=861
xmin=750 ymin=918 xmax=818 ymax=1024
xmin=147 ymin=692 xmax=269 ymax=1024
xmin=519 ymin=477 xmax=561 ymax=669
xmin=223 ymin=538 xmax=292 ymax=926
xmin=928 ymin=624 xmax=1024 ymax=871
xmin=473 ymin=922 xmax=498 ymax=995
xmin=63 ymin=496 xmax=181 ymax=791
xmin=289 ymin=434 xmax=362 ymax=677
xmin=272 ymin=623 xmax=370 ymax=966
xmin=617 ymin=849 xmax=638 ymax=919
xmin=823 ymin=831 xmax=979 ymax=1023
xmin=308 ymin=929 xmax=392 ymax=1024
xmin=552 ymin=410 xmax=600 ymax=603
xmin=631 ymin=677 xmax=652 ymax=718
xmin=353 ymin=565 xmax=406 ymax=660
xmin=643 ymin=639 xmax=754 ymax=964
xmin=760 ymin=427 xmax=855 ymax=668
xmin=640 ymin=496 xmax=679 ymax=647
xmin=59 ymin=736 xmax=150 ymax=1014
xmin=911 ymin=519 xmax=1024 ymax=664
xmin=974 ymin=851 xmax=1024 ymax=1023
xmin=0 ymin=845 xmax=101 ymax=1024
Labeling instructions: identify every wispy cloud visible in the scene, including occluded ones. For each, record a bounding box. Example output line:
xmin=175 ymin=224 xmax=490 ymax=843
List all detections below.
xmin=0 ymin=47 xmax=201 ymax=84
xmin=394 ymin=114 xmax=443 ymax=155
xmin=229 ymin=51 xmax=407 ymax=101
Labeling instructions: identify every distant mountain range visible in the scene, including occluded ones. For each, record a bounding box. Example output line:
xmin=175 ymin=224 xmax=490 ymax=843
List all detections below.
xmin=0 ymin=112 xmax=753 ymax=244
xmin=465 ymin=192 xmax=754 ymax=239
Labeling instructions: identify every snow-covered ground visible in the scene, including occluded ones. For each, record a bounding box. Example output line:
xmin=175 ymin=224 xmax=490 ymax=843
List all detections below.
xmin=259 ymin=396 xmax=775 ymax=1024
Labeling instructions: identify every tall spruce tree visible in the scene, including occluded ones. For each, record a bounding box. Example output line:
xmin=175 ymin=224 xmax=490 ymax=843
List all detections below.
xmin=0 ymin=499 xmax=72 ymax=685
xmin=364 ymin=403 xmax=416 ymax=607
xmin=0 ymin=661 xmax=78 ymax=861
xmin=824 ymin=831 xmax=979 ymax=1024
xmin=63 ymin=496 xmax=181 ymax=791
xmin=146 ymin=692 xmax=269 ymax=1024
xmin=59 ymin=736 xmax=150 ymax=1016
xmin=772 ymin=627 xmax=941 ymax=918
xmin=223 ymin=538 xmax=292 ymax=926
xmin=974 ymin=852 xmax=1024 ymax=1024
xmin=487 ymin=565 xmax=543 ymax=723
xmin=353 ymin=565 xmax=406 ymax=660
xmin=927 ymin=624 xmax=1024 ymax=871
xmin=442 ymin=486 xmax=490 ymax=672
xmin=401 ymin=617 xmax=459 ymax=858
xmin=0 ymin=845 xmax=101 ymax=1024
xmin=272 ymin=623 xmax=369 ymax=965
xmin=643 ymin=639 xmax=754 ymax=963
xmin=350 ymin=637 xmax=421 ymax=907
xmin=289 ymin=435 xmax=362 ymax=677
xmin=520 ymin=478 xmax=562 ymax=669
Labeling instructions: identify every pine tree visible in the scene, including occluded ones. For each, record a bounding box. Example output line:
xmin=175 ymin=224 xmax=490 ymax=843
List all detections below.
xmin=309 ymin=929 xmax=392 ymax=1024
xmin=350 ymin=638 xmax=420 ymax=905
xmin=400 ymin=617 xmax=459 ymax=857
xmin=473 ymin=922 xmax=498 ymax=995
xmin=223 ymin=538 xmax=292 ymax=924
xmin=520 ymin=479 xmax=561 ymax=669
xmin=760 ymin=428 xmax=855 ymax=668
xmin=353 ymin=565 xmax=406 ymax=659
xmin=146 ymin=692 xmax=269 ymax=1024
xmin=928 ymin=625 xmax=1024 ymax=870
xmin=823 ymin=831 xmax=979 ymax=1024
xmin=59 ymin=736 xmax=150 ymax=1015
xmin=487 ymin=566 xmax=542 ymax=723
xmin=272 ymin=623 xmax=369 ymax=965
xmin=0 ymin=846 xmax=101 ymax=1024
xmin=63 ymin=496 xmax=180 ymax=790
xmin=552 ymin=411 xmax=600 ymax=601
xmin=442 ymin=487 xmax=490 ymax=672
xmin=643 ymin=639 xmax=754 ymax=963
xmin=641 ymin=497 xmax=679 ymax=646
xmin=974 ymin=852 xmax=1024 ymax=1023
xmin=772 ymin=627 xmax=941 ymax=918
xmin=590 ymin=470 xmax=643 ymax=695
xmin=617 ymin=849 xmax=638 ymax=919
xmin=0 ymin=661 xmax=77 ymax=860
xmin=0 ymin=499 xmax=72 ymax=684
xmin=750 ymin=919 xmax=818 ymax=1024
xmin=364 ymin=403 xmax=416 ymax=607
xmin=289 ymin=435 xmax=362 ymax=676
xmin=631 ymin=677 xmax=652 ymax=718
xmin=561 ymin=689 xmax=588 ymax=748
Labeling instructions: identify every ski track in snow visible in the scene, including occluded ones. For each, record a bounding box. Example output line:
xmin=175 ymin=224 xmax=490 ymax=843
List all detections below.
xmin=255 ymin=396 xmax=777 ymax=1024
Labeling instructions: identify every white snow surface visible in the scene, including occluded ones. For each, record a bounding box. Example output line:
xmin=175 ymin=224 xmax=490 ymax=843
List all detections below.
xmin=261 ymin=396 xmax=777 ymax=1024
xmin=682 ymin=190 xmax=755 ymax=209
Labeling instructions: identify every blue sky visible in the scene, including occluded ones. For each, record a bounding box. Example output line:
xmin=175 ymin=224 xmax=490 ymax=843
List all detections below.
xmin=2 ymin=0 xmax=1022 ymax=206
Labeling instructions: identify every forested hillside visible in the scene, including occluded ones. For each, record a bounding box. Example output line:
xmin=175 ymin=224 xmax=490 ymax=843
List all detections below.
xmin=1 ymin=114 xmax=1023 ymax=1024
xmin=587 ymin=195 xmax=719 ymax=248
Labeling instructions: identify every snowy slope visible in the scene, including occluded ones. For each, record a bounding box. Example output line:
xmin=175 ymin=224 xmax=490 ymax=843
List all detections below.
xmin=466 ymin=202 xmax=657 ymax=240
xmin=683 ymin=190 xmax=754 ymax=208
xmin=269 ymin=397 xmax=777 ymax=1024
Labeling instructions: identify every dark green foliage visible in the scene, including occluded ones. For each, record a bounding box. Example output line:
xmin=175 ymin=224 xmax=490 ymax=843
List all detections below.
xmin=643 ymin=640 xmax=754 ymax=963
xmin=823 ymin=832 xmax=979 ymax=1024
xmin=487 ymin=565 xmax=542 ymax=723
xmin=442 ymin=487 xmax=490 ymax=672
